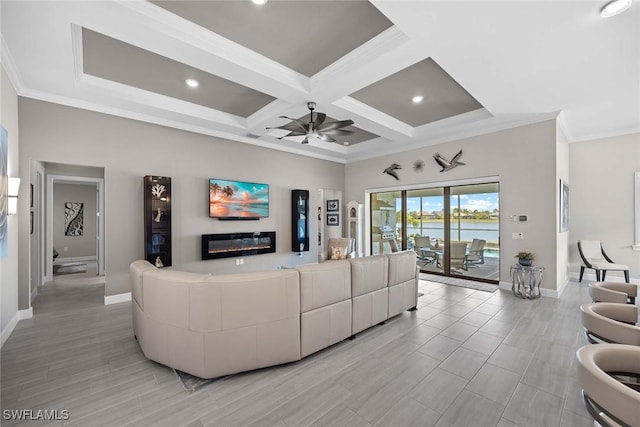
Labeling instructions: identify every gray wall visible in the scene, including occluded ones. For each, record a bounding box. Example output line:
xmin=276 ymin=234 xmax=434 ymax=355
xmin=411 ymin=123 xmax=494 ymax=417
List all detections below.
xmin=1 ymin=66 xmax=20 ymax=342
xmin=18 ymin=98 xmax=345 ymax=301
xmin=345 ymin=120 xmax=561 ymax=293
xmin=569 ymin=132 xmax=640 ymax=281
xmin=53 ymin=182 xmax=97 ymax=260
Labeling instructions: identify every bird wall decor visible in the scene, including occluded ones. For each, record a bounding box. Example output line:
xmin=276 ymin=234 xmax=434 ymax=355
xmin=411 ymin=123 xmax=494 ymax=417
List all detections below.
xmin=433 ymin=150 xmax=465 ymax=172
xmin=383 ymin=163 xmax=402 ymax=180
xmin=413 ymin=160 xmax=425 ymax=173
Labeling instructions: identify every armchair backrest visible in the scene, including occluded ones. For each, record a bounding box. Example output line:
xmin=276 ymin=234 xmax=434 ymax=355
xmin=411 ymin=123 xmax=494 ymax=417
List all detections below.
xmin=578 ymin=240 xmax=604 ymax=262
xmin=469 ymin=238 xmax=486 ymax=252
xmin=414 ymin=236 xmax=431 ymax=249
xmin=450 ymin=242 xmax=467 ymax=260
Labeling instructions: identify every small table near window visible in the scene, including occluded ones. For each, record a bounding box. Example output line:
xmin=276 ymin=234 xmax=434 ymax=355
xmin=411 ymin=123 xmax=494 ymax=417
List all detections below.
xmin=511 ymin=264 xmax=544 ymax=299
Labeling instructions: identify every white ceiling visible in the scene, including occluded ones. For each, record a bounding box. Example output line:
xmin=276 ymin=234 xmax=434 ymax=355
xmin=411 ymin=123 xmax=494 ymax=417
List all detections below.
xmin=2 ymin=1 xmax=639 ymax=163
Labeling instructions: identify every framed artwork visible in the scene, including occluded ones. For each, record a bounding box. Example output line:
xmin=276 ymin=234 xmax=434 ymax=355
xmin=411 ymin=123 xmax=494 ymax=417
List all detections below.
xmin=560 ymin=179 xmax=569 ymax=232
xmin=326 ymin=199 xmax=339 ymax=212
xmin=65 ymin=202 xmax=84 ymax=236
xmin=327 ymin=213 xmax=339 ymax=226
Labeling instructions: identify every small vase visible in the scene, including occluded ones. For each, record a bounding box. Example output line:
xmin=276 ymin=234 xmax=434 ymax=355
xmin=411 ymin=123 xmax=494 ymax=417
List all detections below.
xmin=518 ymin=259 xmax=532 ymax=267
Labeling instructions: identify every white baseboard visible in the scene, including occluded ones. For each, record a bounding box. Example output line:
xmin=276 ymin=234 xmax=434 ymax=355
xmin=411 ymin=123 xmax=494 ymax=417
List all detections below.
xmin=20 ymin=307 xmax=33 ymax=320
xmin=0 ymin=307 xmax=33 ymax=348
xmin=104 ymin=292 xmax=131 ymax=305
xmin=54 ymin=256 xmax=97 ymax=265
xmin=1 ymin=311 xmax=20 ymax=348
xmin=555 ymin=277 xmax=569 ymax=299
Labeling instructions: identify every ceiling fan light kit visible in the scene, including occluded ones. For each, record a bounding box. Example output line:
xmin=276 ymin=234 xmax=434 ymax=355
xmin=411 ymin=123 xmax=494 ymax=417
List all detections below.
xmin=600 ymin=0 xmax=632 ymax=17
xmin=267 ymin=102 xmax=355 ymax=145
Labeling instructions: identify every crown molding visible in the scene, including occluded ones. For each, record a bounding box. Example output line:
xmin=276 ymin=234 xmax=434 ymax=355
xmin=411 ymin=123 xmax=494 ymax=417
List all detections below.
xmin=1 ymin=35 xmax=24 ymax=94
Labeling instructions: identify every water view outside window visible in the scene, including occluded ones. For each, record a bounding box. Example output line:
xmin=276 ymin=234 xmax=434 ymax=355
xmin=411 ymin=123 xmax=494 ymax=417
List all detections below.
xmin=371 ymin=183 xmax=500 ymax=283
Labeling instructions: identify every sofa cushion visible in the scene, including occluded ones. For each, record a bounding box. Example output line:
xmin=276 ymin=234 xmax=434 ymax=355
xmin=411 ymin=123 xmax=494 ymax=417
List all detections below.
xmin=330 ymin=245 xmax=349 ymax=260
xmin=349 ymin=255 xmax=388 ymax=297
xmin=190 ymin=269 xmax=300 ymax=332
xmin=129 ymin=260 xmax=157 ymax=309
xmin=142 ymin=269 xmax=206 ymax=329
xmin=297 ymin=260 xmax=351 ymax=313
xmin=387 ymin=251 xmax=418 ymax=287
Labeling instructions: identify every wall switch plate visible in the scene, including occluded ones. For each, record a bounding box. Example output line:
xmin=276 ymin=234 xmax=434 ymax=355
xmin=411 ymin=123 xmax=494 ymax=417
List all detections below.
xmin=512 ymin=232 xmax=524 ymax=239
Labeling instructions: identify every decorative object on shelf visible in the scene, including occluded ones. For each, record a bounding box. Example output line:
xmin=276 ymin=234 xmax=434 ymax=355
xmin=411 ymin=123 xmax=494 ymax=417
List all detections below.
xmin=144 ymin=175 xmax=171 ymax=267
xmin=64 ymin=202 xmax=84 ymax=236
xmin=209 ymin=178 xmax=269 ymax=219
xmin=151 ymin=184 xmax=166 ymax=199
xmin=413 ymin=160 xmax=425 ymax=173
xmin=327 ymin=213 xmax=339 ymax=226
xmin=266 ymin=101 xmax=354 ymax=145
xmin=201 ymin=231 xmax=276 ymax=260
xmin=326 ymin=199 xmax=339 ymax=212
xmin=560 ymin=179 xmax=569 ymax=232
xmin=515 ymin=251 xmax=534 ymax=266
xmin=291 ymin=189 xmax=309 ymax=253
xmin=433 ymin=149 xmax=465 ymax=172
xmin=382 ymin=163 xmax=401 ymax=180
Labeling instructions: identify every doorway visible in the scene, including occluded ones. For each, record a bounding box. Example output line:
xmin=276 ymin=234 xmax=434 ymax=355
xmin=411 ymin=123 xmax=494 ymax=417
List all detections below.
xmin=369 ymin=181 xmax=500 ymax=284
xmin=45 ymin=173 xmax=105 ymax=282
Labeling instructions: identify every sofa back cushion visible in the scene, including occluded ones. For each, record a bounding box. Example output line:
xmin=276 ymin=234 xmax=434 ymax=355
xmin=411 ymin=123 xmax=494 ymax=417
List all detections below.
xmin=349 ymin=255 xmax=388 ymax=297
xmin=191 ymin=269 xmax=300 ymax=332
xmin=142 ymin=269 xmax=207 ymax=329
xmin=387 ymin=251 xmax=418 ymax=287
xmin=129 ymin=260 xmax=157 ymax=309
xmin=297 ymin=260 xmax=351 ymax=312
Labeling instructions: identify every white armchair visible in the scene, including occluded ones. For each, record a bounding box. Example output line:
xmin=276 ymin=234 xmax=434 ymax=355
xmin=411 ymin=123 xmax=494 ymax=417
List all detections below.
xmin=578 ymin=240 xmax=630 ymax=283
xmin=321 ymin=237 xmax=355 ymax=261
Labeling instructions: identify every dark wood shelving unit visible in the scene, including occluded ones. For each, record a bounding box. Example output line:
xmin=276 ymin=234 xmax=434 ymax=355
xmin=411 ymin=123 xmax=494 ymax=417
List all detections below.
xmin=144 ymin=175 xmax=171 ymax=267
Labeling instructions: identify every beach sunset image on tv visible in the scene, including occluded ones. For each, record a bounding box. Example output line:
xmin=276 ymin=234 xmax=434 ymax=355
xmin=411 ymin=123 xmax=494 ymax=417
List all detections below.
xmin=209 ymin=179 xmax=269 ymax=218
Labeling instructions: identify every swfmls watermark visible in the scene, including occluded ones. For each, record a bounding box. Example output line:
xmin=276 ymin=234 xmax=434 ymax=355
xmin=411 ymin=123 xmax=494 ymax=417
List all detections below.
xmin=2 ymin=409 xmax=70 ymax=421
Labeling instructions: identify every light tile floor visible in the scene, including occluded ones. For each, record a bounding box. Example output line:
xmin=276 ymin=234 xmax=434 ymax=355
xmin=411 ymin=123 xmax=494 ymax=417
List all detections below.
xmin=1 ymin=277 xmax=601 ymax=426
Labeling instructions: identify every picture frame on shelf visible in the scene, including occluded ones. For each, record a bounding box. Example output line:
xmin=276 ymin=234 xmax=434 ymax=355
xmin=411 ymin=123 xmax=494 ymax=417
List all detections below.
xmin=326 ymin=213 xmax=339 ymax=226
xmin=326 ymin=199 xmax=339 ymax=212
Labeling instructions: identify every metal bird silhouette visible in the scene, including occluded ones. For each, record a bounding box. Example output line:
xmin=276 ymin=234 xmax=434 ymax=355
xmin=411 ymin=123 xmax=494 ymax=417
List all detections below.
xmin=433 ymin=150 xmax=465 ymax=172
xmin=383 ymin=163 xmax=402 ymax=180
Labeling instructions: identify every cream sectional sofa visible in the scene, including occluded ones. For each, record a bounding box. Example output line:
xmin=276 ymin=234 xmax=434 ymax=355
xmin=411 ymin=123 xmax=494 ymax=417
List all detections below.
xmin=130 ymin=251 xmax=418 ymax=379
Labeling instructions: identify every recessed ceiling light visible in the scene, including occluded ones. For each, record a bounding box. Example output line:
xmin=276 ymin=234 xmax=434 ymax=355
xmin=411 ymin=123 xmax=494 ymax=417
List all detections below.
xmin=343 ymin=142 xmax=350 ymax=146
xmin=600 ymin=0 xmax=632 ymax=17
xmin=185 ymin=79 xmax=199 ymax=88
xmin=252 ymin=0 xmax=267 ymax=5
xmin=412 ymin=95 xmax=424 ymax=104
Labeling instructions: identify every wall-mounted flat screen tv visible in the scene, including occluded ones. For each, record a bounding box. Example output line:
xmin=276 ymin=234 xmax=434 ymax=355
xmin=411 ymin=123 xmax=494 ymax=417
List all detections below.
xmin=209 ymin=179 xmax=269 ymax=219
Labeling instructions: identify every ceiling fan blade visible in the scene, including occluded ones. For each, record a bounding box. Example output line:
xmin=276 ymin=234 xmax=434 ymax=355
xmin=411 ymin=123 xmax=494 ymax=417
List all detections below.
xmin=318 ymin=134 xmax=336 ymax=143
xmin=320 ymin=129 xmax=355 ymax=136
xmin=313 ymin=113 xmax=326 ymax=128
xmin=271 ymin=116 xmax=308 ymax=133
xmin=316 ymin=119 xmax=354 ymax=132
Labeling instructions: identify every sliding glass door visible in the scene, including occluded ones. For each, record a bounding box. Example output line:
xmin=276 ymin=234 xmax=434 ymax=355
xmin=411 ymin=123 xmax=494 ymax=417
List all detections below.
xmin=370 ymin=182 xmax=499 ymax=284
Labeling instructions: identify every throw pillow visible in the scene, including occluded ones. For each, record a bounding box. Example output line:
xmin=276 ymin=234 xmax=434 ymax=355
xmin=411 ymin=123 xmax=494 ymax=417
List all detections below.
xmin=331 ymin=245 xmax=348 ymax=260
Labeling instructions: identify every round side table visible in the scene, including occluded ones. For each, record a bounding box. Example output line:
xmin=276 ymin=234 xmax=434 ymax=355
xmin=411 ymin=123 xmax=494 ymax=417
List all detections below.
xmin=511 ymin=264 xmax=544 ymax=299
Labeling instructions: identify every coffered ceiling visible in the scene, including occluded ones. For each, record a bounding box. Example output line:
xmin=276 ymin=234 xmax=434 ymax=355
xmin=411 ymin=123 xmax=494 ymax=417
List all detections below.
xmin=2 ymin=1 xmax=639 ymax=163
